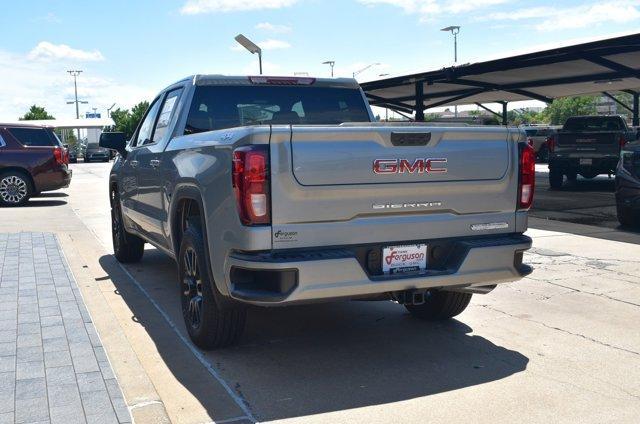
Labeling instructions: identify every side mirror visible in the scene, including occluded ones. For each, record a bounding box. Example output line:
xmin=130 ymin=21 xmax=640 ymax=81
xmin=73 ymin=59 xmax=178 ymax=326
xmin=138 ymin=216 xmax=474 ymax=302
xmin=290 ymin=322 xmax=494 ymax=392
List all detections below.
xmin=99 ymin=132 xmax=127 ymax=157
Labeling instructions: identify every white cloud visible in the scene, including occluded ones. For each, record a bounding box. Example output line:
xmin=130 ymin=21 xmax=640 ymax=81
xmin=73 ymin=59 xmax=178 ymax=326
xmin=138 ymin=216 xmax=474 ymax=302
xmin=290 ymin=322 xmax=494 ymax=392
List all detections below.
xmin=231 ymin=38 xmax=291 ymax=51
xmin=255 ymin=22 xmax=292 ymax=33
xmin=181 ymin=0 xmax=297 ymax=14
xmin=259 ymin=39 xmax=292 ymax=50
xmin=357 ymin=0 xmax=508 ymax=19
xmin=32 ymin=13 xmax=62 ymax=24
xmin=28 ymin=42 xmax=105 ymax=62
xmin=0 ymin=48 xmax=153 ymax=121
xmin=481 ymin=1 xmax=640 ymax=31
xmin=537 ymin=1 xmax=640 ymax=31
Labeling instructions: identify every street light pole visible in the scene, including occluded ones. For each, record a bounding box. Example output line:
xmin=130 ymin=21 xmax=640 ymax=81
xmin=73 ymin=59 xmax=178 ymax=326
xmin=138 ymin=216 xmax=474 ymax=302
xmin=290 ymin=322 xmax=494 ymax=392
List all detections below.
xmin=441 ymin=26 xmax=461 ymax=118
xmin=322 ymin=61 xmax=335 ymax=77
xmin=235 ymin=34 xmax=263 ymax=75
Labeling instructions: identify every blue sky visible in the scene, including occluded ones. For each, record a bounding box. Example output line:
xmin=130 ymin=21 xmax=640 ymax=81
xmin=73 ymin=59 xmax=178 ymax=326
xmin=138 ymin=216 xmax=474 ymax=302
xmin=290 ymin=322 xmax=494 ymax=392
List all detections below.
xmin=1 ymin=0 xmax=639 ymax=120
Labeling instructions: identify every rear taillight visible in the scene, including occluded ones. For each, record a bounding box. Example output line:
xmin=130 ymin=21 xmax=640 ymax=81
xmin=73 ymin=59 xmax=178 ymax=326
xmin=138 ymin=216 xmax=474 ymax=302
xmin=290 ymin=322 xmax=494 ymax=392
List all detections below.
xmin=232 ymin=145 xmax=270 ymax=225
xmin=53 ymin=147 xmax=68 ymax=165
xmin=518 ymin=143 xmax=536 ymax=210
xmin=619 ymin=135 xmax=627 ymax=148
xmin=546 ymin=135 xmax=555 ymax=153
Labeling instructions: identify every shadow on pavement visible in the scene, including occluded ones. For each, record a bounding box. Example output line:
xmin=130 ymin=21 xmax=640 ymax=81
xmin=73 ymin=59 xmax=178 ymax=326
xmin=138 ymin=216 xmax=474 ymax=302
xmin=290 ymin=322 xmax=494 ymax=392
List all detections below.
xmin=552 ymin=178 xmax=615 ymax=192
xmin=99 ymin=249 xmax=529 ymax=421
xmin=34 ymin=192 xmax=69 ymax=198
xmin=25 ymin=199 xmax=67 ymax=207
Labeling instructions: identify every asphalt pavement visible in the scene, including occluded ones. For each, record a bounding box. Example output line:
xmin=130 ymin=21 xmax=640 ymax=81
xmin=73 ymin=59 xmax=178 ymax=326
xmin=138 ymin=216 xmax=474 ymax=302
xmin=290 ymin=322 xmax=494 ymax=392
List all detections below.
xmin=0 ymin=161 xmax=638 ymax=424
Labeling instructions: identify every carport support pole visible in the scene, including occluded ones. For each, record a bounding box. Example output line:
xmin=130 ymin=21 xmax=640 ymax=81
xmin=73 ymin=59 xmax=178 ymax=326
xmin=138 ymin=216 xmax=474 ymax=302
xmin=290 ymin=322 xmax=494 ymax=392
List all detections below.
xmin=633 ymin=92 xmax=639 ymax=127
xmin=502 ymin=102 xmax=508 ymax=126
xmin=415 ymin=82 xmax=425 ymax=122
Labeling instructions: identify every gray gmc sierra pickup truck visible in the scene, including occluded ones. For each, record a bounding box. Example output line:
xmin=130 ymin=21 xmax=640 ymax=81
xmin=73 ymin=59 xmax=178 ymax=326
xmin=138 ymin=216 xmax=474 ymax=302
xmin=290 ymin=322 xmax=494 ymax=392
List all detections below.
xmin=100 ymin=75 xmax=534 ymax=349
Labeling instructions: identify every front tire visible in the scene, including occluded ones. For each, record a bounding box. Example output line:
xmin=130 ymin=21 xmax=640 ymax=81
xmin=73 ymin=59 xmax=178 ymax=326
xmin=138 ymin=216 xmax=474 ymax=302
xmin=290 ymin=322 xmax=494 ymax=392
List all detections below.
xmin=111 ymin=189 xmax=144 ymax=263
xmin=0 ymin=171 xmax=32 ymax=207
xmin=405 ymin=290 xmax=472 ymax=321
xmin=179 ymin=227 xmax=246 ymax=349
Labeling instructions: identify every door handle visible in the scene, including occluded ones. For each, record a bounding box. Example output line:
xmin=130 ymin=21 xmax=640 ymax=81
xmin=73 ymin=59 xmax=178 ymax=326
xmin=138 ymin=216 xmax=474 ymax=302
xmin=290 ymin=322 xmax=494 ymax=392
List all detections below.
xmin=130 ymin=160 xmax=139 ymax=168
xmin=150 ymin=159 xmax=161 ymax=168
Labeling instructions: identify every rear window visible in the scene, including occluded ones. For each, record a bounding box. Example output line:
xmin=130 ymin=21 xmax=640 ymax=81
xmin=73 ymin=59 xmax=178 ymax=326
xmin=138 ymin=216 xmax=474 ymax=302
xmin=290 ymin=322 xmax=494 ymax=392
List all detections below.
xmin=185 ymin=85 xmax=370 ymax=134
xmin=564 ymin=117 xmax=624 ymax=132
xmin=86 ymin=143 xmax=100 ymax=150
xmin=8 ymin=127 xmax=60 ymax=147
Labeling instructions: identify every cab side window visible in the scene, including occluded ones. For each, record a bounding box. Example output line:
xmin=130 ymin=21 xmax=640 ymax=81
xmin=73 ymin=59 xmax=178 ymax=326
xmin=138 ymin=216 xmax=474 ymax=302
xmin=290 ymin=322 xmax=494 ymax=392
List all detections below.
xmin=134 ymin=99 xmax=162 ymax=147
xmin=151 ymin=88 xmax=183 ymax=143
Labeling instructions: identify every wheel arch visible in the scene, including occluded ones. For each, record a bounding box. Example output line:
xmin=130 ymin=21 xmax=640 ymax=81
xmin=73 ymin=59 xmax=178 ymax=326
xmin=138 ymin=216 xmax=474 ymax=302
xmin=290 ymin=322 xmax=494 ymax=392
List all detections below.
xmin=169 ymin=184 xmax=209 ymax=259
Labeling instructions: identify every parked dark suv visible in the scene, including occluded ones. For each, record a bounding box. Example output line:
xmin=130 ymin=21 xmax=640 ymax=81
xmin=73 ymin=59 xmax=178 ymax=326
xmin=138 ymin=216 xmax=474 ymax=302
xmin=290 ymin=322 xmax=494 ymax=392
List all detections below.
xmin=616 ymin=141 xmax=640 ymax=228
xmin=0 ymin=124 xmax=72 ymax=206
xmin=84 ymin=142 xmax=110 ymax=162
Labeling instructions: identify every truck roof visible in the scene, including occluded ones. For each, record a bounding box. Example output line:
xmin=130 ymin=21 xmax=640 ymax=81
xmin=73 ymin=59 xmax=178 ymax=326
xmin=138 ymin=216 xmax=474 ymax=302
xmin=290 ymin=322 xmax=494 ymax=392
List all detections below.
xmin=180 ymin=75 xmax=361 ymax=89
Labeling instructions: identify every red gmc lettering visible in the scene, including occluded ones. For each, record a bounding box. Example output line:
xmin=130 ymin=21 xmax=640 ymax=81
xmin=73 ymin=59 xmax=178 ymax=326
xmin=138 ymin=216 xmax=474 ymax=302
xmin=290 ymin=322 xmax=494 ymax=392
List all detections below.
xmin=426 ymin=158 xmax=447 ymax=173
xmin=373 ymin=158 xmax=448 ymax=174
xmin=398 ymin=159 xmax=425 ymax=174
xmin=373 ymin=159 xmax=398 ymax=174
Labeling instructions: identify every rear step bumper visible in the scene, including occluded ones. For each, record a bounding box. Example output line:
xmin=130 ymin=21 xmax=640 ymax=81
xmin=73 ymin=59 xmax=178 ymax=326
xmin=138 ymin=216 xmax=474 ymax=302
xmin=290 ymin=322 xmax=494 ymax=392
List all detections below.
xmin=225 ymin=234 xmax=532 ymax=305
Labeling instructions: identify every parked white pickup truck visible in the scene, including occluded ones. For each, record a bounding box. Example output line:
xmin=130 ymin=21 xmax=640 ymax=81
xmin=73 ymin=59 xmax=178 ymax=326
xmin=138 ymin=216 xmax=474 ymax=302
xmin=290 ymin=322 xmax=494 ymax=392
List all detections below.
xmin=100 ymin=75 xmax=534 ymax=348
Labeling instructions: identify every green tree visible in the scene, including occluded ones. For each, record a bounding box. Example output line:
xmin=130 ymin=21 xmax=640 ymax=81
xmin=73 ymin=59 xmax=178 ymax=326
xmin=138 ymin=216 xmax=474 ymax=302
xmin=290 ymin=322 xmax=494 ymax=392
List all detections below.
xmin=110 ymin=101 xmax=150 ymax=138
xmin=19 ymin=105 xmax=54 ymax=120
xmin=540 ymin=96 xmax=597 ymax=125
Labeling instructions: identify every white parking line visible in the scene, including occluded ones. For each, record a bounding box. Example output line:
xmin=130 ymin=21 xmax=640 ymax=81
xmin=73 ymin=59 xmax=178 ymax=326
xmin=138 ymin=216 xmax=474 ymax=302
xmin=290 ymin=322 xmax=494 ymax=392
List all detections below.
xmin=71 ymin=206 xmax=257 ymax=424
xmin=116 ymin=264 xmax=257 ymax=423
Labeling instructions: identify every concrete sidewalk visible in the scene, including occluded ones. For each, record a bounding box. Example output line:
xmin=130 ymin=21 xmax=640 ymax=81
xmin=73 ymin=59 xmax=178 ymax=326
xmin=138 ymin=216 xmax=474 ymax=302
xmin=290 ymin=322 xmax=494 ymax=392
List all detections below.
xmin=0 ymin=232 xmax=130 ymax=424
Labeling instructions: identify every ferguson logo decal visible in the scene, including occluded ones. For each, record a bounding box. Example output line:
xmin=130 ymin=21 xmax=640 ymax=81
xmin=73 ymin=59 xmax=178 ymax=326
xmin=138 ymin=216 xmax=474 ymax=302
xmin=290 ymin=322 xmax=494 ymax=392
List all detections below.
xmin=385 ymin=249 xmax=425 ymax=266
xmin=373 ymin=158 xmax=448 ymax=174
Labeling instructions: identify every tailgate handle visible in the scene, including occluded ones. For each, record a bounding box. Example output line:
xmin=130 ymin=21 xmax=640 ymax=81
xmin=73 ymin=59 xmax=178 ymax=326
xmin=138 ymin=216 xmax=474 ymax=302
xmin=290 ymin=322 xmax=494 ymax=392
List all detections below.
xmin=390 ymin=132 xmax=431 ymax=146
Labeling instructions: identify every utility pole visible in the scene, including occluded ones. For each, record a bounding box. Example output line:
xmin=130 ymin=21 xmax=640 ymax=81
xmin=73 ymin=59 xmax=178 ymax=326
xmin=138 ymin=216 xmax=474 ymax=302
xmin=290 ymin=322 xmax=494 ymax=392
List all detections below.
xmin=67 ymin=70 xmax=84 ymax=118
xmin=66 ymin=70 xmax=88 ymax=143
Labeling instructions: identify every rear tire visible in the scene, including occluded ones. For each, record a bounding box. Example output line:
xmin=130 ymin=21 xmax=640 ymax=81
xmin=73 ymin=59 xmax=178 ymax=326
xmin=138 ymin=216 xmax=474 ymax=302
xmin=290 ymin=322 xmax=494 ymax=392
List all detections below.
xmin=405 ymin=290 xmax=472 ymax=321
xmin=549 ymin=167 xmax=564 ymax=189
xmin=111 ymin=189 xmax=144 ymax=263
xmin=179 ymin=227 xmax=246 ymax=349
xmin=0 ymin=170 xmax=32 ymax=207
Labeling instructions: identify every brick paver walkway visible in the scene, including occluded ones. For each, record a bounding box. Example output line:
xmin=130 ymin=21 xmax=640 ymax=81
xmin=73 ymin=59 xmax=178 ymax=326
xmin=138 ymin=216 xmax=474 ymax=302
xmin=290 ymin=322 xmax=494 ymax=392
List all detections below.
xmin=0 ymin=233 xmax=130 ymax=424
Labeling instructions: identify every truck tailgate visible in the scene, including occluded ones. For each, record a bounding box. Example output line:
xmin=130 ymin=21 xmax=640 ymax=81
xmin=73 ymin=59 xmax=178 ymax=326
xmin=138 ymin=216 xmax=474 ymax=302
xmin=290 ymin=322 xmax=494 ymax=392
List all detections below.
xmin=557 ymin=131 xmax=620 ymax=155
xmin=270 ymin=125 xmax=519 ymax=249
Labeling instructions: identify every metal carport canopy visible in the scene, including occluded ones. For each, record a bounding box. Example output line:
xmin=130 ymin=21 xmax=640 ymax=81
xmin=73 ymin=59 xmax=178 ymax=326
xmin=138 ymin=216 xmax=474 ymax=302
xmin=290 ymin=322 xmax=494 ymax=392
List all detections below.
xmin=360 ymin=33 xmax=640 ymax=123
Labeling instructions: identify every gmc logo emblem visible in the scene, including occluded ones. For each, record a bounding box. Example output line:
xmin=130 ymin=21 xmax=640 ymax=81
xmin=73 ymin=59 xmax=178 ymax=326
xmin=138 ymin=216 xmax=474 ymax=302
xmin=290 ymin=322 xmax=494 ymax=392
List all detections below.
xmin=373 ymin=158 xmax=448 ymax=174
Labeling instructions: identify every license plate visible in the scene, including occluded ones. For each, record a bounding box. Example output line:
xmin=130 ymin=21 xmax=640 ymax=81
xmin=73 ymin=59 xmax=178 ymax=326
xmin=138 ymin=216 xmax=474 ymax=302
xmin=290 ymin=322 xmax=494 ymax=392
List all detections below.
xmin=382 ymin=244 xmax=427 ymax=274
xmin=580 ymin=158 xmax=593 ymax=165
